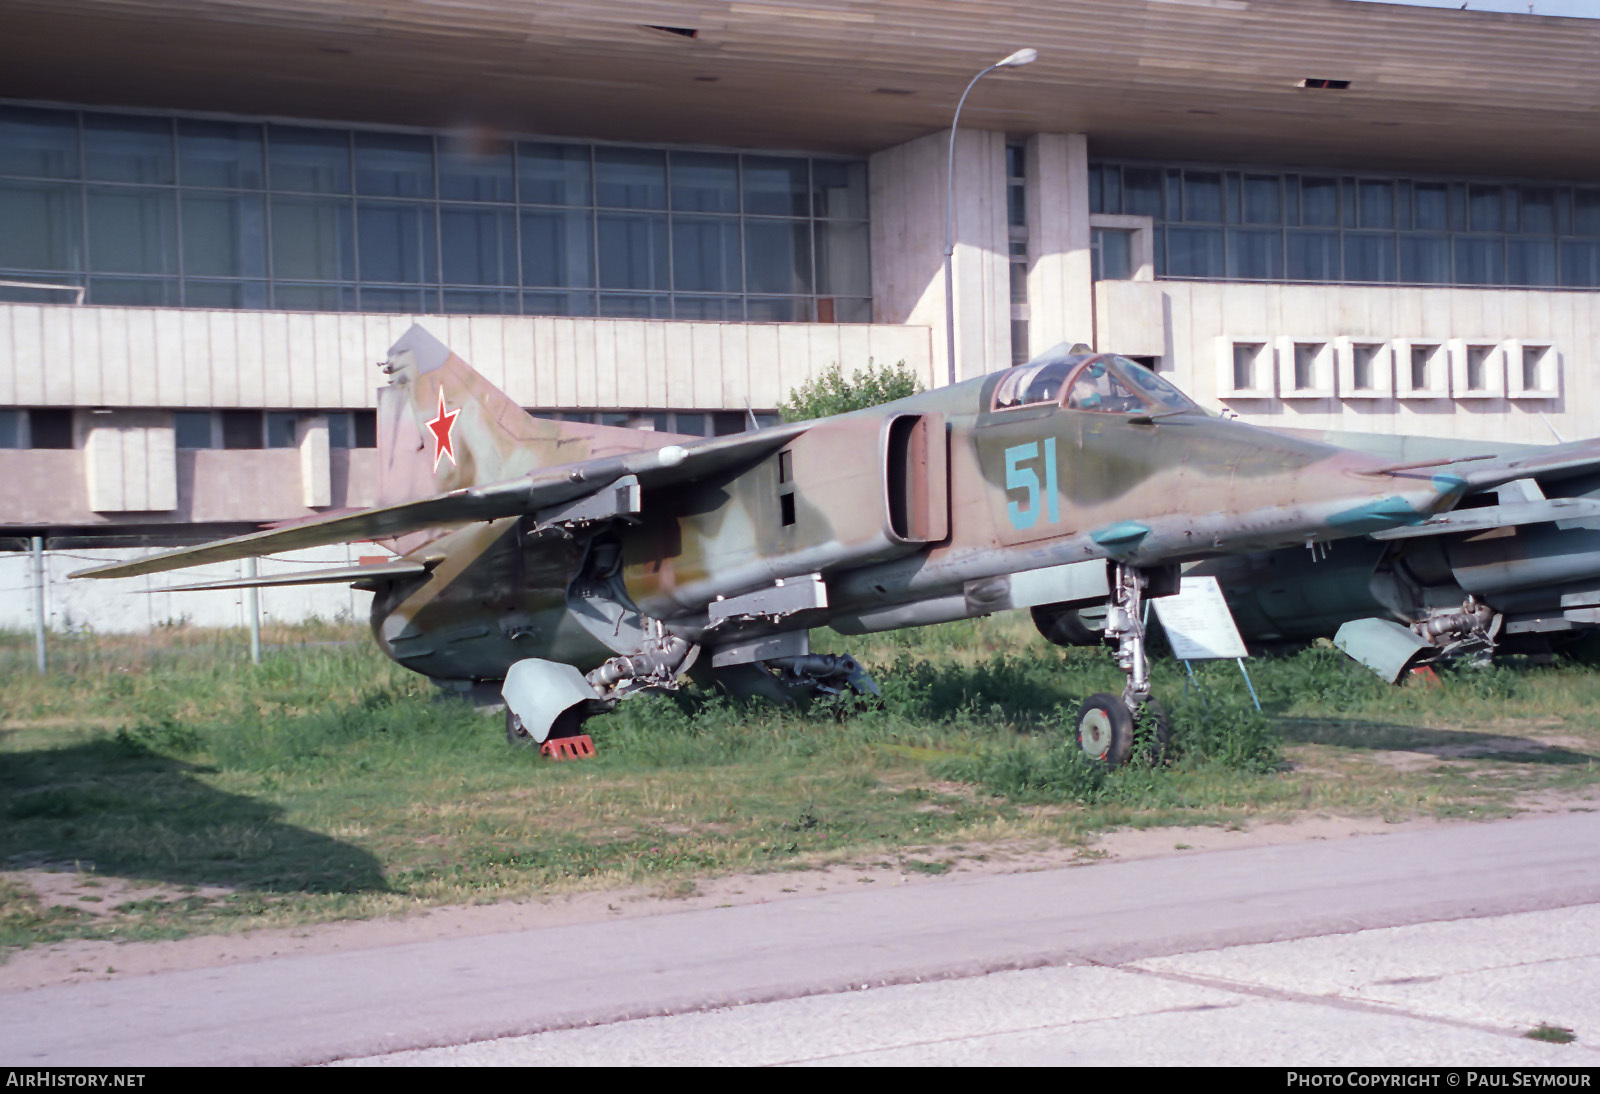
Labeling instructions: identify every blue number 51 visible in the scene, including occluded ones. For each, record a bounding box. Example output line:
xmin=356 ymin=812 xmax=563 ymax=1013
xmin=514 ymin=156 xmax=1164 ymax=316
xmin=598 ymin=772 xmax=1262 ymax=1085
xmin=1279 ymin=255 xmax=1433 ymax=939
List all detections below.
xmin=1005 ymin=438 xmax=1058 ymax=530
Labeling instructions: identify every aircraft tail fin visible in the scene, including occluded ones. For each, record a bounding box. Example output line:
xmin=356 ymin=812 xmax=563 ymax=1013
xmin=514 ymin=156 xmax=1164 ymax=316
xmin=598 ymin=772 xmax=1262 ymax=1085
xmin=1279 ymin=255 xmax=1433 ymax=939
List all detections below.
xmin=375 ymin=325 xmax=675 ymax=510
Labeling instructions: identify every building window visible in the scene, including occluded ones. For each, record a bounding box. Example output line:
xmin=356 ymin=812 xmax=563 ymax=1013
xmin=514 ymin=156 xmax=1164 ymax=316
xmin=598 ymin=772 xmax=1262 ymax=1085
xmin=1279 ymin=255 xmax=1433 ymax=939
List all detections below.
xmin=0 ymin=408 xmax=75 ymax=448
xmin=1338 ymin=340 xmax=1393 ymax=399
xmin=1007 ymin=143 xmax=1029 ymax=364
xmin=221 ymin=410 xmax=263 ymax=449
xmin=1396 ymin=341 xmax=1450 ymax=399
xmin=1091 ymin=228 xmax=1134 ymax=281
xmin=0 ymin=102 xmax=871 ymax=322
xmin=30 ymin=409 xmax=73 ymax=448
xmin=175 ymin=409 xmax=378 ymax=449
xmin=330 ymin=410 xmax=378 ymax=449
xmin=174 ymin=410 xmax=213 ymax=449
xmin=265 ymin=411 xmax=301 ymax=448
xmin=1090 ymin=160 xmax=1600 ymax=289
xmin=1276 ymin=339 xmax=1335 ymax=399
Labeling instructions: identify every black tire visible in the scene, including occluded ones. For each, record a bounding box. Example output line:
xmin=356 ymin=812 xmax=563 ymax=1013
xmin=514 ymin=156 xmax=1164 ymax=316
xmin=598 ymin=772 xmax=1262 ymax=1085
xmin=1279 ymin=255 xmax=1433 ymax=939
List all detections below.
xmin=506 ymin=708 xmax=535 ymax=747
xmin=1075 ymin=692 xmax=1134 ymax=767
xmin=507 ymin=705 xmax=589 ymax=747
xmin=1134 ymin=699 xmax=1172 ymax=766
xmin=1032 ymin=604 xmax=1109 ymax=648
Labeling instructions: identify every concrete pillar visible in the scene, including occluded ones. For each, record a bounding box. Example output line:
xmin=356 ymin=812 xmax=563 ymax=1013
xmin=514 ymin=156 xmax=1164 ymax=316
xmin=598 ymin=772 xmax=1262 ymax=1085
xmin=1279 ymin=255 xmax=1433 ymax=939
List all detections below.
xmin=297 ymin=415 xmax=332 ymax=508
xmin=1024 ymin=133 xmax=1094 ymax=355
xmin=81 ymin=409 xmax=176 ymax=512
xmin=870 ymin=128 xmax=1010 ymax=384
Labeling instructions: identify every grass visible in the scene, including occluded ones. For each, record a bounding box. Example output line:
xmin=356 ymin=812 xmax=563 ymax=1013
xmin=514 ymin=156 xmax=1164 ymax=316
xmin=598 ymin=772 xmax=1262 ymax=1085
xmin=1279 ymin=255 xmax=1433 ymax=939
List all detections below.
xmin=1 ymin=615 xmax=1597 ymax=952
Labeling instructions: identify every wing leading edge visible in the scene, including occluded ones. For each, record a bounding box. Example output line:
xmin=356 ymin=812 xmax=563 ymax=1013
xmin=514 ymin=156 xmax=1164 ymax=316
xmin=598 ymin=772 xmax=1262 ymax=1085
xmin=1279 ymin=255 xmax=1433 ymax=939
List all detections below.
xmin=70 ymin=423 xmax=806 ymax=582
xmin=161 ymin=558 xmax=432 ymax=592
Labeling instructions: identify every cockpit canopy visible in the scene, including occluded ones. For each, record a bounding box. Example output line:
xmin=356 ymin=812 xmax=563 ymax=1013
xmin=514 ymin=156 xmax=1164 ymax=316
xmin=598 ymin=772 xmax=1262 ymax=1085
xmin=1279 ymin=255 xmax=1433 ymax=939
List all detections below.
xmin=992 ymin=344 xmax=1199 ymax=415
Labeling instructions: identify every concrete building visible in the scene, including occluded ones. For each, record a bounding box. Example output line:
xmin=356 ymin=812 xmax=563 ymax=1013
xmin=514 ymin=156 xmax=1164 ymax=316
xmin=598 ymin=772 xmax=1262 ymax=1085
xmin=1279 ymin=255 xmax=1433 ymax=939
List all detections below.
xmin=2 ymin=0 xmax=1598 ymax=626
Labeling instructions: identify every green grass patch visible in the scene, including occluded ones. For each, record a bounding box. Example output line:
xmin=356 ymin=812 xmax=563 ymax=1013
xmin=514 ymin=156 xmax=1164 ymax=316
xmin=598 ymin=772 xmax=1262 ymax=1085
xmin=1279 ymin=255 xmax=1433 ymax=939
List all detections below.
xmin=1526 ymin=1025 xmax=1577 ymax=1045
xmin=1 ymin=616 xmax=1596 ymax=952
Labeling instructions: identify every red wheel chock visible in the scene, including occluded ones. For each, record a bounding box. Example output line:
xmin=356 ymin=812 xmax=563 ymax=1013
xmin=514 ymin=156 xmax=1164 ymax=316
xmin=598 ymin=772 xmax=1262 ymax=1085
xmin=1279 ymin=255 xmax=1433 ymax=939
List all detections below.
xmin=540 ymin=735 xmax=596 ymax=760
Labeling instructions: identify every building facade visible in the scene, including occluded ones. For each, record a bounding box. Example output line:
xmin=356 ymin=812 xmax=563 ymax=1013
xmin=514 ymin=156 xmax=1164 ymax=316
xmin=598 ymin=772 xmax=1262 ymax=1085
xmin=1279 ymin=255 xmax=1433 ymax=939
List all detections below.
xmin=2 ymin=0 xmax=1597 ymax=627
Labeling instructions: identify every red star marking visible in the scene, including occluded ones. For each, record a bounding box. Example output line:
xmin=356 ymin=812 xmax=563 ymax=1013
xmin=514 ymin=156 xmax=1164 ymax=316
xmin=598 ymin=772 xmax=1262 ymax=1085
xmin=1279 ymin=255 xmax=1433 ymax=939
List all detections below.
xmin=426 ymin=388 xmax=460 ymax=472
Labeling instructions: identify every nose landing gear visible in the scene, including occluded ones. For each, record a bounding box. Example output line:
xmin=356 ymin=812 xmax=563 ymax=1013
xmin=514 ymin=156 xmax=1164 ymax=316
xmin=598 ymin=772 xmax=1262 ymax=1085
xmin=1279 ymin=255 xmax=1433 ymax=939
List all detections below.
xmin=1073 ymin=563 xmax=1171 ymax=767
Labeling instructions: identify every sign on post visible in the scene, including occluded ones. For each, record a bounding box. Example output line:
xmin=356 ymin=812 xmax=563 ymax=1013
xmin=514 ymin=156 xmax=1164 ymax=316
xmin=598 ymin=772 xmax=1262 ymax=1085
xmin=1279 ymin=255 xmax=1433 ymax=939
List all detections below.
xmin=1151 ymin=576 xmax=1247 ymax=660
xmin=1150 ymin=575 xmax=1260 ymax=710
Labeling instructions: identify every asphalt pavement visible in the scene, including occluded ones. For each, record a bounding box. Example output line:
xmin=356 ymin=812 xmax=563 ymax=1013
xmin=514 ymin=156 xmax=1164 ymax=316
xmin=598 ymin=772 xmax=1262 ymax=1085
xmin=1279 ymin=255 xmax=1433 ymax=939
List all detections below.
xmin=5 ymin=811 xmax=1600 ymax=1067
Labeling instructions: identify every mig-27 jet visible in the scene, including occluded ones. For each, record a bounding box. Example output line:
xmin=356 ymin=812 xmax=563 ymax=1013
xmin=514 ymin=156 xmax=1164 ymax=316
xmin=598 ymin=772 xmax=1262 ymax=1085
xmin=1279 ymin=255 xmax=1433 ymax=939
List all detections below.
xmin=74 ymin=329 xmax=1553 ymax=765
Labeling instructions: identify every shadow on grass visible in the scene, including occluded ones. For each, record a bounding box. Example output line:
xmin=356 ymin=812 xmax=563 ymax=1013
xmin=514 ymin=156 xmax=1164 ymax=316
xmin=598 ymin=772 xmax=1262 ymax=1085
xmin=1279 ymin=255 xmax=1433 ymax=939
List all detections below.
xmin=0 ymin=738 xmax=388 ymax=895
xmin=1277 ymin=717 xmax=1596 ymax=766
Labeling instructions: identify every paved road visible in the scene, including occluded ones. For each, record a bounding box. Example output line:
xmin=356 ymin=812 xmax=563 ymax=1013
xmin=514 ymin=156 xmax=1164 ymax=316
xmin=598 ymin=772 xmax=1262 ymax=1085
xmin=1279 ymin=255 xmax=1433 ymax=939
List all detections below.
xmin=5 ymin=812 xmax=1600 ymax=1066
xmin=344 ymin=905 xmax=1600 ymax=1066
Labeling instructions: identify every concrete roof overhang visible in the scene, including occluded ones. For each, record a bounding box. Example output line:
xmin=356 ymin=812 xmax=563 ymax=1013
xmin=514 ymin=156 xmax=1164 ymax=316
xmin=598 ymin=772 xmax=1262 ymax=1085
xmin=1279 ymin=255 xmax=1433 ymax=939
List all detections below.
xmin=3 ymin=0 xmax=1598 ymax=179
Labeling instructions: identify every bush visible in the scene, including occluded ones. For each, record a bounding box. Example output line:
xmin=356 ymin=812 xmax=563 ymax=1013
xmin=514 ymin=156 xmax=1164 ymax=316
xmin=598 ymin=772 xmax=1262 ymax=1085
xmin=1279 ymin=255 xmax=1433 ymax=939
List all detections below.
xmin=781 ymin=360 xmax=923 ymax=422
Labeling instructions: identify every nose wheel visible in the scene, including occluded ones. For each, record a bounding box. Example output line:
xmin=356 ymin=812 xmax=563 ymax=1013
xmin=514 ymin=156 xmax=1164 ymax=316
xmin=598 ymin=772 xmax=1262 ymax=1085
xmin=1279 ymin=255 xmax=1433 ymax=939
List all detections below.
xmin=1075 ymin=693 xmax=1133 ymax=766
xmin=1074 ymin=693 xmax=1170 ymax=767
xmin=1075 ymin=564 xmax=1171 ymax=767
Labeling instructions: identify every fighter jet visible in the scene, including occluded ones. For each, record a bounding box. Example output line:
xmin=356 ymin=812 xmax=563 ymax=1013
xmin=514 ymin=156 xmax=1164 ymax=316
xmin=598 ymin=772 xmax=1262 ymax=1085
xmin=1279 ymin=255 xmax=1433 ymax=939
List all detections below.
xmin=74 ymin=330 xmax=1511 ymax=766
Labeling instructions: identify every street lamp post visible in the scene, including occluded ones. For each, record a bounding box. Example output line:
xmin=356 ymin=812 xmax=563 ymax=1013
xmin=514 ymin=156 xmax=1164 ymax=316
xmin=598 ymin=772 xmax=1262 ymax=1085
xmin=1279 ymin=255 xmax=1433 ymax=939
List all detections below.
xmin=944 ymin=47 xmax=1038 ymax=388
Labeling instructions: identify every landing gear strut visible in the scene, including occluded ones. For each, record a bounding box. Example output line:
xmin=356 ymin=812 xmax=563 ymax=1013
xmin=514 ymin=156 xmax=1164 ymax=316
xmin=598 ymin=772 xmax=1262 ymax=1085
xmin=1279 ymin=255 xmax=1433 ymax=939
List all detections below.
xmin=1074 ymin=564 xmax=1170 ymax=767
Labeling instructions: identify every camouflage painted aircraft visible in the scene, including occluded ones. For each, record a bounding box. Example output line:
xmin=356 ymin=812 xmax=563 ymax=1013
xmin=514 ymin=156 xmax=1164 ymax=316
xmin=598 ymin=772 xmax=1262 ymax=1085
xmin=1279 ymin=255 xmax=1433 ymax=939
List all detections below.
xmin=72 ymin=328 xmax=1571 ymax=765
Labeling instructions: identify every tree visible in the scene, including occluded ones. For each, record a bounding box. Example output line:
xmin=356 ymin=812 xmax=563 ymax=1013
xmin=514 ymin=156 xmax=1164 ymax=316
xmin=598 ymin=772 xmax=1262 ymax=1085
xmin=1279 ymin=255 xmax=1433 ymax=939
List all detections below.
xmin=780 ymin=360 xmax=924 ymax=422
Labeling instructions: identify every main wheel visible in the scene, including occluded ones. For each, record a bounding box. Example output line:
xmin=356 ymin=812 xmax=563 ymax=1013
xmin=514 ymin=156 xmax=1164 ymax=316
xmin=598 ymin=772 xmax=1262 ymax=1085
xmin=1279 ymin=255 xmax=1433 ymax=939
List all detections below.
xmin=1075 ymin=693 xmax=1134 ymax=767
xmin=507 ymin=705 xmax=588 ymax=747
xmin=506 ymin=708 xmax=535 ymax=747
xmin=1032 ymin=604 xmax=1110 ymax=647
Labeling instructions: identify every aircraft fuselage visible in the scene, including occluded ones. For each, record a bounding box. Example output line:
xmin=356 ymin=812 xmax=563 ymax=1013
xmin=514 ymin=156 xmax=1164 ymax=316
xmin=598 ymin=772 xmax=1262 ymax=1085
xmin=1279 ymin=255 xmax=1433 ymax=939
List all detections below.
xmin=369 ymin=357 xmax=1460 ymax=686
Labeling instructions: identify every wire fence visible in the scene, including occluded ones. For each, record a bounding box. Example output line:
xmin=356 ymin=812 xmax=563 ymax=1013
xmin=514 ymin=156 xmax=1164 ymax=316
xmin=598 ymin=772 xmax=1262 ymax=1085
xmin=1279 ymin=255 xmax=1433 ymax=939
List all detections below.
xmin=0 ymin=618 xmax=367 ymax=678
xmin=0 ymin=541 xmax=373 ymax=674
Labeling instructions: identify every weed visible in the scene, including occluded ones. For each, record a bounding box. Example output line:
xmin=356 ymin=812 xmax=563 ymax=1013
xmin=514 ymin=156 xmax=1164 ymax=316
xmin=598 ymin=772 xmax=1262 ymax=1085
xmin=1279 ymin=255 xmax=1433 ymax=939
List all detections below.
xmin=935 ymin=733 xmax=1107 ymax=804
xmin=1167 ymin=694 xmax=1282 ymax=773
xmin=114 ymin=718 xmax=203 ymax=756
xmin=1255 ymin=644 xmax=1390 ymax=713
xmin=0 ymin=877 xmax=100 ymax=949
xmin=1525 ymin=1024 xmax=1576 ymax=1044
xmin=1442 ymin=661 xmax=1520 ymax=701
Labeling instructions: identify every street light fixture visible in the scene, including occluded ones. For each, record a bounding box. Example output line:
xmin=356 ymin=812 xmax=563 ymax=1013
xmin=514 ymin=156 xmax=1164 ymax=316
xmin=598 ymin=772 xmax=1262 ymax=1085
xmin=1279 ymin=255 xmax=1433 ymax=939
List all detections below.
xmin=944 ymin=48 xmax=1038 ymax=387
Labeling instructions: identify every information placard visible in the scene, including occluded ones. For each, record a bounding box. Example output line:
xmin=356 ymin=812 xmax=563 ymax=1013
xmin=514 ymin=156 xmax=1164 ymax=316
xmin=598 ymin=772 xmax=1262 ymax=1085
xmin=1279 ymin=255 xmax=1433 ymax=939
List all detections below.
xmin=1151 ymin=575 xmax=1248 ymax=661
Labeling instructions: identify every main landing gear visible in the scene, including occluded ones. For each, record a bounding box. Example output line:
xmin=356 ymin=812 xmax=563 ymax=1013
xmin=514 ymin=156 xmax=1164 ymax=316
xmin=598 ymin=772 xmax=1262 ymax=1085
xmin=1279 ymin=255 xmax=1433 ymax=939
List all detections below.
xmin=1074 ymin=563 xmax=1170 ymax=767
